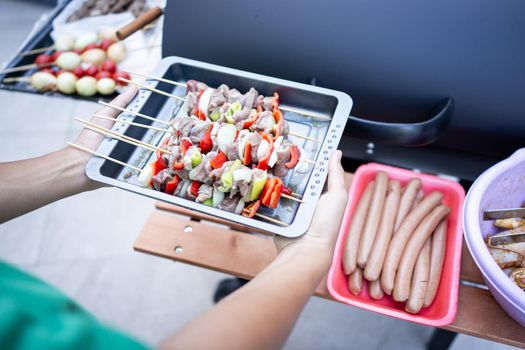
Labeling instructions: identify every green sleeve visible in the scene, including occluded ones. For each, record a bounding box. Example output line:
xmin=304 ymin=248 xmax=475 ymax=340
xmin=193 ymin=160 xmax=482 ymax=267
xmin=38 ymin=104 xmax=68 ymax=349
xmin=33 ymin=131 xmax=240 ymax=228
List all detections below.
xmin=0 ymin=262 xmax=149 ymax=350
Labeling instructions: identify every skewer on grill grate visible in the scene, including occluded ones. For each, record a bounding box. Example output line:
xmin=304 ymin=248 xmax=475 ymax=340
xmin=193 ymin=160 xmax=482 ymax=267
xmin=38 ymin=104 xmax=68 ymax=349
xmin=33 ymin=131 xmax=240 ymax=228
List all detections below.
xmin=74 ymin=118 xmax=304 ymax=204
xmin=123 ymin=71 xmax=332 ymax=121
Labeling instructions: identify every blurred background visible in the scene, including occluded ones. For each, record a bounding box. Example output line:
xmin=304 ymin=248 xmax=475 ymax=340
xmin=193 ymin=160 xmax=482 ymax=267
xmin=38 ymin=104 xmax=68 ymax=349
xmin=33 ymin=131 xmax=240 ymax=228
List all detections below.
xmin=0 ymin=1 xmax=519 ymax=349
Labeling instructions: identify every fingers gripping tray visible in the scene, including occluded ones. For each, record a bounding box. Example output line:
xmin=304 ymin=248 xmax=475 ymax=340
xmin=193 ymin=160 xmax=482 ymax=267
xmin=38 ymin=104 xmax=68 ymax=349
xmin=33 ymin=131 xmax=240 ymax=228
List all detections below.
xmin=85 ymin=56 xmax=353 ymax=237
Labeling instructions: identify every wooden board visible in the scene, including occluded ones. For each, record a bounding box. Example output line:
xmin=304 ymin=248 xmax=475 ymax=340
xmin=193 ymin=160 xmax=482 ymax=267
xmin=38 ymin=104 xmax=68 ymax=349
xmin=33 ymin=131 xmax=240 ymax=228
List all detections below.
xmin=134 ymin=205 xmax=525 ymax=349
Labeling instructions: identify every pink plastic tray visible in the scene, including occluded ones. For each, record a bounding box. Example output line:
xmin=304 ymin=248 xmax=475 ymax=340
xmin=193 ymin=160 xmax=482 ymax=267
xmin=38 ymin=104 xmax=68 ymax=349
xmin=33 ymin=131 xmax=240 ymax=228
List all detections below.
xmin=327 ymin=163 xmax=465 ymax=326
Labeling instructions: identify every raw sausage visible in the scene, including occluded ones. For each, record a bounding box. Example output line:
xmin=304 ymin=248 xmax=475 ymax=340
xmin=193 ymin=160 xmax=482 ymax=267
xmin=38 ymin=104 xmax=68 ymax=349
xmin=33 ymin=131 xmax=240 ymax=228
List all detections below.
xmin=357 ymin=171 xmax=388 ymax=268
xmin=369 ymin=279 xmax=384 ymax=300
xmin=393 ymin=205 xmax=450 ymax=302
xmin=364 ymin=180 xmax=401 ymax=281
xmin=405 ymin=236 xmax=431 ymax=313
xmin=381 ymin=191 xmax=443 ymax=295
xmin=423 ymin=219 xmax=448 ymax=307
xmin=348 ymin=268 xmax=363 ymax=295
xmin=343 ymin=181 xmax=375 ymax=274
xmin=394 ymin=178 xmax=421 ymax=231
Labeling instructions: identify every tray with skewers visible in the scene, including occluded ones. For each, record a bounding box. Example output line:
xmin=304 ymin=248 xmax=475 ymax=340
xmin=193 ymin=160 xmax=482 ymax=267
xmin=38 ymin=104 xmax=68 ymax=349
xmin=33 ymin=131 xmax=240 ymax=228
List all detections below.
xmin=82 ymin=56 xmax=353 ymax=237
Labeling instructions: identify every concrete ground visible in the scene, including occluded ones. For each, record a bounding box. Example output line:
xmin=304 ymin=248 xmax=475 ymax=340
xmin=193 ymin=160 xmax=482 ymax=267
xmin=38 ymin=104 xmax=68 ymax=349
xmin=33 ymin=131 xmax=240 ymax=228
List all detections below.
xmin=0 ymin=1 xmax=518 ymax=349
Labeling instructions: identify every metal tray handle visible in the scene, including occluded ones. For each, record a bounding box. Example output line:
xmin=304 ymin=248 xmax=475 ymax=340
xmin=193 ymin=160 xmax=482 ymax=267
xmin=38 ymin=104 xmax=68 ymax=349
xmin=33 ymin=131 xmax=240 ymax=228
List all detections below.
xmin=345 ymin=97 xmax=454 ymax=147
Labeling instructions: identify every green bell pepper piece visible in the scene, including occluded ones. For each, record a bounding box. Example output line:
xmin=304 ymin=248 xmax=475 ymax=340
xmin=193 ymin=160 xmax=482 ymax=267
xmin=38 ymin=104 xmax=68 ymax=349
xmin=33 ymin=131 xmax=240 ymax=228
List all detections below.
xmin=209 ymin=110 xmax=220 ymax=122
xmin=225 ymin=102 xmax=241 ymax=124
xmin=190 ymin=149 xmax=202 ymax=167
xmin=218 ymin=159 xmax=241 ymax=192
xmin=249 ymin=171 xmax=267 ymax=201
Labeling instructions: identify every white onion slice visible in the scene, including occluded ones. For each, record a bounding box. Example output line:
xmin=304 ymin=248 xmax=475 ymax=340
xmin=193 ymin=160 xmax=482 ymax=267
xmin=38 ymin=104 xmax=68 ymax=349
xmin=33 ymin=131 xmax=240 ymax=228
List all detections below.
xmin=212 ymin=188 xmax=225 ymax=208
xmin=138 ymin=163 xmax=154 ymax=187
xmin=237 ymin=130 xmax=250 ymax=159
xmin=217 ymin=124 xmax=237 ymax=152
xmin=198 ymin=88 xmax=213 ymax=119
xmin=179 ymin=180 xmax=191 ymax=198
xmin=257 ymin=140 xmax=269 ymax=160
xmin=268 ymin=149 xmax=278 ymax=168
xmin=235 ymin=198 xmax=246 ymax=215
xmin=233 ymin=167 xmax=253 ymax=183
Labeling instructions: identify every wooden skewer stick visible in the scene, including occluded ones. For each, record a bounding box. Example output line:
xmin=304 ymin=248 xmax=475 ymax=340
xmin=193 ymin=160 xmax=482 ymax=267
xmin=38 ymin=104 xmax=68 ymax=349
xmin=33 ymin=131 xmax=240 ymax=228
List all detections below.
xmin=20 ymin=45 xmax=54 ymax=57
xmin=281 ymin=194 xmax=304 ymax=203
xmin=75 ymin=117 xmax=173 ymax=155
xmin=254 ymin=213 xmax=289 ymax=226
xmin=98 ymin=100 xmax=171 ymax=126
xmin=288 ymin=131 xmax=321 ymax=143
xmin=0 ymin=62 xmax=53 ymax=74
xmin=125 ymin=70 xmax=332 ymax=121
xmin=92 ymin=114 xmax=170 ymax=133
xmin=304 ymin=159 xmax=316 ymax=165
xmin=67 ymin=142 xmax=141 ymax=172
xmin=2 ymin=76 xmax=31 ymax=83
xmin=117 ymin=77 xmax=186 ymax=102
xmin=80 ymin=123 xmax=160 ymax=154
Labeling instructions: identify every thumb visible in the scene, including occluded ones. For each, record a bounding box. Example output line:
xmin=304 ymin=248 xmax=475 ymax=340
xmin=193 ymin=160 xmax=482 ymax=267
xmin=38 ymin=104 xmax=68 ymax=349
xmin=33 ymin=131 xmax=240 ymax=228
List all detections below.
xmin=327 ymin=150 xmax=345 ymax=193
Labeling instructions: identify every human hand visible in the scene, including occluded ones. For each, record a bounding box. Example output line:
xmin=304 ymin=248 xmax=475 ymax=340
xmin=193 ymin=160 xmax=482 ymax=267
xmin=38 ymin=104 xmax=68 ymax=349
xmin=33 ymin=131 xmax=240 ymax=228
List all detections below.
xmin=274 ymin=150 xmax=348 ymax=269
xmin=66 ymin=87 xmax=138 ymax=191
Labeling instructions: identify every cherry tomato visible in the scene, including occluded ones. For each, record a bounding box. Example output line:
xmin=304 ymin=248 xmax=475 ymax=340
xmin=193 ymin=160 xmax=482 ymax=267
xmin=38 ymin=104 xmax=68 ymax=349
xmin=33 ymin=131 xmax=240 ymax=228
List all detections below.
xmin=84 ymin=43 xmax=99 ymax=51
xmin=96 ymin=71 xmax=112 ymax=80
xmin=99 ymin=39 xmax=114 ymax=51
xmin=40 ymin=68 xmax=56 ymax=75
xmin=71 ymin=66 xmax=85 ymax=78
xmin=84 ymin=65 xmax=99 ymax=77
xmin=35 ymin=54 xmax=52 ymax=65
xmin=112 ymin=71 xmax=130 ymax=85
xmin=101 ymin=60 xmax=117 ymax=73
xmin=50 ymin=51 xmax=61 ymax=62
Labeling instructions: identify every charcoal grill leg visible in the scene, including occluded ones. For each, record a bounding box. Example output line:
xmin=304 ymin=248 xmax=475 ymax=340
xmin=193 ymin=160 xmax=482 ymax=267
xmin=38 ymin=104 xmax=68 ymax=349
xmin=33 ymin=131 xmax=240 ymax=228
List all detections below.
xmin=426 ymin=328 xmax=457 ymax=350
xmin=213 ymin=277 xmax=249 ymax=303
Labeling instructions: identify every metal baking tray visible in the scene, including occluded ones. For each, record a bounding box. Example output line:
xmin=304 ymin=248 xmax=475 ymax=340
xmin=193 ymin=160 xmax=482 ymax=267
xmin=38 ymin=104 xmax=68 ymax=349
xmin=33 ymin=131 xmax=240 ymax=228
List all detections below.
xmin=85 ymin=56 xmax=353 ymax=237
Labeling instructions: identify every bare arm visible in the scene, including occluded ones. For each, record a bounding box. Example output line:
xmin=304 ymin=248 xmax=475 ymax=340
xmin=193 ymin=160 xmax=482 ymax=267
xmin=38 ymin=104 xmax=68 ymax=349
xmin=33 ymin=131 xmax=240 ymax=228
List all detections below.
xmin=0 ymin=87 xmax=138 ymax=224
xmin=161 ymin=151 xmax=348 ymax=350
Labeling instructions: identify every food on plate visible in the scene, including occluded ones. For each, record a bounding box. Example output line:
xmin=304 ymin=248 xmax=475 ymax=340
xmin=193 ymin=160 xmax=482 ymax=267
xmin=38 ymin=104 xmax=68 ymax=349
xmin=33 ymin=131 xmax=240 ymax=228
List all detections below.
xmin=348 ymin=268 xmax=363 ymax=296
xmin=341 ymin=172 xmax=450 ymax=314
xmin=393 ymin=205 xmax=450 ymax=302
xmin=31 ymin=71 xmax=56 ymax=92
xmin=96 ymin=77 xmax=116 ymax=95
xmin=136 ymin=83 xmax=308 ymax=218
xmin=106 ymin=42 xmax=126 ymax=63
xmin=405 ymin=237 xmax=431 ymax=314
xmin=485 ymin=217 xmax=525 ymax=290
xmin=343 ymin=180 xmax=375 ymax=275
xmin=357 ymin=171 xmax=388 ymax=268
xmin=424 ymin=219 xmax=448 ymax=307
xmin=67 ymin=0 xmax=149 ymax=22
xmin=394 ymin=178 xmax=421 ymax=230
xmin=381 ymin=191 xmax=443 ymax=295
xmin=56 ymin=71 xmax=78 ymax=94
xmin=364 ymin=180 xmax=401 ymax=281
xmin=55 ymin=52 xmax=82 ymax=70
xmin=76 ymin=76 xmax=98 ymax=96
xmin=369 ymin=279 xmax=384 ymax=300
xmin=81 ymin=48 xmax=107 ymax=65
xmin=74 ymin=32 xmax=99 ymax=50
xmin=54 ymin=34 xmax=75 ymax=52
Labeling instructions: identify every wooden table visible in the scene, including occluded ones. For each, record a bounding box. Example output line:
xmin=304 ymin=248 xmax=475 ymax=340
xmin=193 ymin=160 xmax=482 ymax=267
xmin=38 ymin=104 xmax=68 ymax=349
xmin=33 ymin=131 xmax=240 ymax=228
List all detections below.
xmin=133 ymin=178 xmax=525 ymax=349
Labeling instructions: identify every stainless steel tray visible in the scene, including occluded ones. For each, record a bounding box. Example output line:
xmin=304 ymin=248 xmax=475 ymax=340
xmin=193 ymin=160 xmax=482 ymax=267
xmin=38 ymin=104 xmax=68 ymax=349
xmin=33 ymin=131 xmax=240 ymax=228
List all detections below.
xmin=85 ymin=56 xmax=353 ymax=237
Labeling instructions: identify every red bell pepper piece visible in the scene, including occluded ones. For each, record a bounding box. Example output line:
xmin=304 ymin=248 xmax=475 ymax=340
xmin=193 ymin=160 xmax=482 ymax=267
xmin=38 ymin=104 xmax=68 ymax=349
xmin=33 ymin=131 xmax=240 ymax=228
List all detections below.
xmin=284 ymin=145 xmax=300 ymax=169
xmin=199 ymin=125 xmax=213 ymax=154
xmin=242 ymin=109 xmax=261 ymax=129
xmin=257 ymin=132 xmax=274 ymax=170
xmin=172 ymin=160 xmax=184 ymax=170
xmin=272 ymin=109 xmax=284 ymax=139
xmin=164 ymin=176 xmax=180 ymax=195
xmin=179 ymin=138 xmax=192 ymax=155
xmin=189 ymin=181 xmax=202 ymax=198
xmin=282 ymin=186 xmax=292 ymax=196
xmin=243 ymin=142 xmax=252 ymax=165
xmin=260 ymin=178 xmax=277 ymax=207
xmin=152 ymin=157 xmax=167 ymax=175
xmin=269 ymin=178 xmax=283 ymax=209
xmin=210 ymin=151 xmax=227 ymax=169
xmin=242 ymin=200 xmax=261 ymax=218
xmin=272 ymin=92 xmax=280 ymax=111
xmin=194 ymin=89 xmax=204 ymax=118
